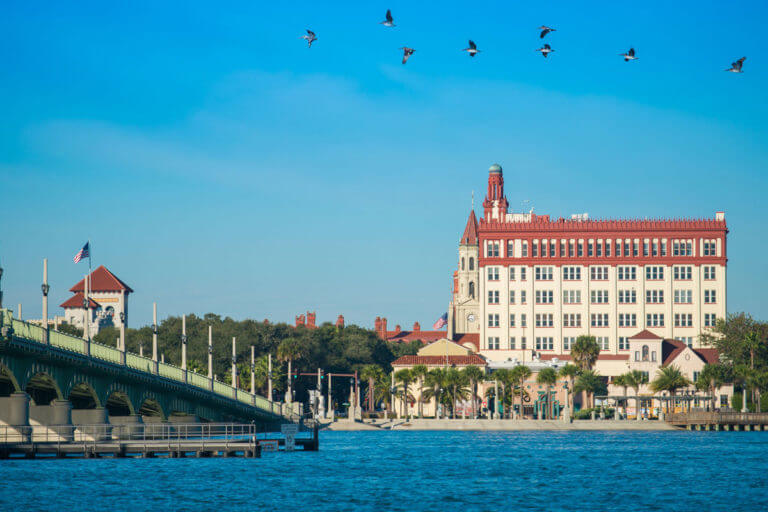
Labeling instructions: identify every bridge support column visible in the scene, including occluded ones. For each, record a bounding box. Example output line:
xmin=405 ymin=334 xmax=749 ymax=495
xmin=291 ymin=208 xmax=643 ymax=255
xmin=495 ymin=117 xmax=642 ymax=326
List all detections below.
xmin=109 ymin=415 xmax=144 ymax=439
xmin=29 ymin=399 xmax=73 ymax=441
xmin=0 ymin=392 xmax=31 ymax=441
xmin=72 ymin=407 xmax=109 ymax=441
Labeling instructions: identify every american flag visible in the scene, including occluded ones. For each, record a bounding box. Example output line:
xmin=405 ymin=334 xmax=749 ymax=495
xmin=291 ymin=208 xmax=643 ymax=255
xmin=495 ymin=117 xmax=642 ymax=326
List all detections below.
xmin=432 ymin=312 xmax=448 ymax=330
xmin=73 ymin=242 xmax=90 ymax=264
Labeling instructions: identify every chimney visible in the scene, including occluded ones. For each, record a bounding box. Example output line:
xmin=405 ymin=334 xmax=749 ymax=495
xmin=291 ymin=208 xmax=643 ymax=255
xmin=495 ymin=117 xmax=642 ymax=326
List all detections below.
xmin=413 ymin=322 xmax=420 ymax=332
xmin=307 ymin=311 xmax=316 ymax=329
xmin=336 ymin=314 xmax=345 ymax=328
xmin=395 ymin=324 xmax=401 ymax=334
xmin=380 ymin=317 xmax=388 ymax=338
xmin=295 ymin=314 xmax=305 ymax=327
xmin=263 ymin=319 xmax=269 ymax=325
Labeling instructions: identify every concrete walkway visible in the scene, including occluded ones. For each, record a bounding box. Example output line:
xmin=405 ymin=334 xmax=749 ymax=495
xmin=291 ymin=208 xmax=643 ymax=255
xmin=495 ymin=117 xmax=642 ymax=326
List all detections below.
xmin=321 ymin=418 xmax=676 ymax=431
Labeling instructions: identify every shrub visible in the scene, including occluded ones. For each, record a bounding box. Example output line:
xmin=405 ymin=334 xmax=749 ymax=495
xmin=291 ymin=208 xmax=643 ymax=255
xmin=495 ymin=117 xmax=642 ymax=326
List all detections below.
xmin=574 ymin=407 xmax=615 ymax=420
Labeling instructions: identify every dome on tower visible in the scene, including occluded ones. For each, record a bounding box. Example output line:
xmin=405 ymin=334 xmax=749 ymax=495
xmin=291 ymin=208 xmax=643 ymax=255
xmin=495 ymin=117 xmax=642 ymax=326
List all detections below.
xmin=489 ymin=163 xmax=502 ymax=173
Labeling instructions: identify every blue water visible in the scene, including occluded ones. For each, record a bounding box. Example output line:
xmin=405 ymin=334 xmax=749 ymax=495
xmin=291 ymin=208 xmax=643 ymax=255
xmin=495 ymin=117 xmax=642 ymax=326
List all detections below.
xmin=2 ymin=431 xmax=766 ymax=511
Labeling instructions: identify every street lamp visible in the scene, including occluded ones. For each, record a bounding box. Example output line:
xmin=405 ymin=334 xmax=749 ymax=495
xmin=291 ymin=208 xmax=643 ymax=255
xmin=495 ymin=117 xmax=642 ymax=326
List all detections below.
xmin=0 ymin=265 xmax=4 ymax=308
xmin=41 ymin=283 xmax=49 ymax=297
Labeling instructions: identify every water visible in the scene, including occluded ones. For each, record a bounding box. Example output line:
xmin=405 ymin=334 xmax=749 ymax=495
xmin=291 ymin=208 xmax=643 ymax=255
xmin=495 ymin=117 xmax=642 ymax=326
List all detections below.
xmin=2 ymin=431 xmax=767 ymax=511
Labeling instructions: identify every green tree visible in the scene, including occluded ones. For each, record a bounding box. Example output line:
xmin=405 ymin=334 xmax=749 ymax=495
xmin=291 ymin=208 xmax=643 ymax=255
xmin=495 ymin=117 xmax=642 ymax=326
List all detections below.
xmin=394 ymin=368 xmax=414 ymax=419
xmin=650 ymin=365 xmax=692 ymax=413
xmin=361 ymin=364 xmax=386 ymax=412
xmin=613 ymin=374 xmax=630 ymax=419
xmin=624 ymin=370 xmax=649 ymax=420
xmin=558 ymin=364 xmax=579 ymax=417
xmin=574 ymin=370 xmax=606 ymax=409
xmin=445 ymin=368 xmax=471 ymax=419
xmin=695 ymin=364 xmax=730 ymax=411
xmin=510 ymin=366 xmax=532 ymax=419
xmin=462 ymin=365 xmax=485 ymax=419
xmin=277 ymin=337 xmax=304 ymax=403
xmin=571 ymin=335 xmax=601 ymax=371
xmin=423 ymin=368 xmax=448 ymax=418
xmin=536 ymin=367 xmax=558 ymax=419
xmin=410 ymin=364 xmax=430 ymax=418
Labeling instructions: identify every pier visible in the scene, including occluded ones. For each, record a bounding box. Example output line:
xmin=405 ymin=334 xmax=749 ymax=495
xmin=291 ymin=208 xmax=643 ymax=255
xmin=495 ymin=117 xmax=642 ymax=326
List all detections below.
xmin=666 ymin=412 xmax=768 ymax=431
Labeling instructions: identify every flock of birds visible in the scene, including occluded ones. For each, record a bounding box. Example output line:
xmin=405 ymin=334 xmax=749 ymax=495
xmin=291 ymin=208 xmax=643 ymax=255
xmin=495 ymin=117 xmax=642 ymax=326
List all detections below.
xmin=300 ymin=9 xmax=748 ymax=72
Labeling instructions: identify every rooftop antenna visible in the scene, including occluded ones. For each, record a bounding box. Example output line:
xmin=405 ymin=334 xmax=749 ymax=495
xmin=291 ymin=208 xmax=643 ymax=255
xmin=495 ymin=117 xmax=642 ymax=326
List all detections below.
xmin=471 ymin=191 xmax=474 ymax=210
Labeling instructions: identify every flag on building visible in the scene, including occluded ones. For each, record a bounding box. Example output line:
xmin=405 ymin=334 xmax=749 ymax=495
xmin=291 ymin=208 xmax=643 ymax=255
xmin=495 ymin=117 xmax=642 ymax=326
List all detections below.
xmin=433 ymin=312 xmax=448 ymax=329
xmin=74 ymin=242 xmax=90 ymax=264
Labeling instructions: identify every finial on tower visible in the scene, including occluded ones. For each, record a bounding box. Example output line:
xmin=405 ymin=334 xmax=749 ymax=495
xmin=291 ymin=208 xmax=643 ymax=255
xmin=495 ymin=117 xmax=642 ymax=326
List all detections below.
xmin=471 ymin=191 xmax=474 ymax=210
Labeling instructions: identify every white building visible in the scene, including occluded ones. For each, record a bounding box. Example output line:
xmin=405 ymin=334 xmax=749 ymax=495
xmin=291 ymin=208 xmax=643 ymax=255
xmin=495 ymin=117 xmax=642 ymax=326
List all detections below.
xmin=59 ymin=265 xmax=132 ymax=334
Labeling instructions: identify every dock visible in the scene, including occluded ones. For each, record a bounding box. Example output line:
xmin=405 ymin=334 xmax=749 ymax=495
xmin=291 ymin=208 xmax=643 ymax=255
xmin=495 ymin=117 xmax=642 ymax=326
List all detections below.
xmin=666 ymin=412 xmax=768 ymax=431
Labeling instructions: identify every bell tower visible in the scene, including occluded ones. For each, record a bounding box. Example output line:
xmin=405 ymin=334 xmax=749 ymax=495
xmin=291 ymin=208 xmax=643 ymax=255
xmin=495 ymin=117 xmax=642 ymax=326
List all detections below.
xmin=449 ymin=208 xmax=480 ymax=339
xmin=483 ymin=163 xmax=509 ymax=221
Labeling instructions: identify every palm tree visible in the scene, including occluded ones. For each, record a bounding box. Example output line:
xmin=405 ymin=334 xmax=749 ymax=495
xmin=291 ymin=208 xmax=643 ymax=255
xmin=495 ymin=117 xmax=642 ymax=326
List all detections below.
xmin=277 ymin=337 xmax=303 ymax=404
xmin=463 ymin=365 xmax=485 ymax=419
xmin=410 ymin=364 xmax=429 ymax=418
xmin=423 ymin=368 xmax=448 ymax=418
xmin=613 ymin=374 xmax=630 ymax=419
xmin=394 ymin=368 xmax=414 ymax=419
xmin=574 ymin=370 xmax=606 ymax=409
xmin=571 ymin=335 xmax=601 ymax=371
xmin=360 ymin=365 xmax=385 ymax=412
xmin=650 ymin=365 xmax=692 ymax=413
xmin=492 ymin=368 xmax=514 ymax=419
xmin=558 ymin=364 xmax=579 ymax=418
xmin=444 ymin=368 xmax=471 ymax=418
xmin=510 ymin=366 xmax=532 ymax=419
xmin=536 ymin=367 xmax=559 ymax=419
xmin=695 ymin=364 xmax=727 ymax=412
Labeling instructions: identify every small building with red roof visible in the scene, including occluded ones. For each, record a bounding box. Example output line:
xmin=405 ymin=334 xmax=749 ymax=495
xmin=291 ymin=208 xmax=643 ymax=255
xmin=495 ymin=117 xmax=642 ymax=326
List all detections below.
xmin=60 ymin=265 xmax=132 ymax=334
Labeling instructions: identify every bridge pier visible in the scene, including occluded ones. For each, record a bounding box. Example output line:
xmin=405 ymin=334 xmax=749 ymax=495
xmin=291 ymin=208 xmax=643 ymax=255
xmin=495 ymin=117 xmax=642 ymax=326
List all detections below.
xmin=72 ymin=407 xmax=110 ymax=441
xmin=29 ymin=399 xmax=73 ymax=441
xmin=0 ymin=392 xmax=31 ymax=442
xmin=109 ymin=415 xmax=144 ymax=439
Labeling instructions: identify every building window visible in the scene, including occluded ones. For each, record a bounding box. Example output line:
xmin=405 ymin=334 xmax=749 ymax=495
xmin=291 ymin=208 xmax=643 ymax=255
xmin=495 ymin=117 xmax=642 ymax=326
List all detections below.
xmin=507 ymin=240 xmax=514 ymax=257
xmin=488 ymin=314 xmax=499 ymax=327
xmin=597 ymin=337 xmax=609 ymax=350
xmin=652 ymin=240 xmax=658 ymax=257
xmin=536 ymin=290 xmax=554 ymax=304
xmin=643 ymin=241 xmax=649 ymax=257
xmin=509 ymin=291 xmax=515 ymax=304
xmin=549 ymin=241 xmax=556 ymax=258
xmin=618 ymin=314 xmax=637 ymax=327
xmin=596 ymin=241 xmax=603 ymax=257
xmin=468 ymin=282 xmax=475 ymax=299
xmin=693 ymin=370 xmax=701 ymax=382
xmin=563 ymin=337 xmax=575 ymax=350
xmin=674 ymin=313 xmax=693 ymax=327
xmin=673 ymin=266 xmax=692 ymax=280
xmin=591 ymin=290 xmax=609 ymax=304
xmin=703 ymin=266 xmax=716 ymax=280
xmin=645 ymin=266 xmax=664 ymax=280
xmin=674 ymin=289 xmax=693 ymax=304
xmin=591 ymin=314 xmax=609 ymax=327
xmin=521 ymin=291 xmax=527 ymax=304
xmin=487 ymin=267 xmax=500 ymax=281
xmin=563 ymin=314 xmax=581 ymax=327
xmin=461 ymin=257 xmax=465 ymax=271
xmin=578 ymin=241 xmax=584 ymax=257
xmin=535 ymin=337 xmax=554 ymax=350
xmin=646 ymin=313 xmax=665 ymax=327
xmin=521 ymin=314 xmax=527 ymax=328
xmin=605 ymin=241 xmax=612 ymax=257
xmin=509 ymin=267 xmax=516 ymax=281
xmin=618 ymin=337 xmax=629 ymax=350
xmin=703 ymin=240 xmax=716 ymax=256
xmin=675 ymin=336 xmax=693 ymax=348
xmin=563 ymin=290 xmax=581 ymax=304
xmin=469 ymin=257 xmax=475 ymax=271
xmin=645 ymin=290 xmax=664 ymax=304
xmin=661 ymin=240 xmax=667 ymax=256
xmin=488 ymin=290 xmax=499 ymax=304
xmin=704 ymin=313 xmax=716 ymax=327
xmin=488 ymin=337 xmax=500 ymax=350
xmin=520 ymin=267 xmax=527 ymax=281
xmin=568 ymin=241 xmax=575 ymax=257
xmin=521 ymin=337 xmax=527 ymax=349
xmin=509 ymin=314 xmax=516 ymax=327
xmin=535 ymin=314 xmax=553 ymax=327
xmin=642 ymin=345 xmax=649 ymax=361
xmin=651 ymin=351 xmax=657 ymax=362
xmin=563 ymin=267 xmax=581 ymax=280
xmin=521 ymin=242 xmax=528 ymax=257
xmin=618 ymin=290 xmax=637 ymax=304
xmin=532 ymin=242 xmax=538 ymax=258
xmin=560 ymin=241 xmax=566 ymax=258
xmin=588 ymin=241 xmax=594 ymax=257
xmin=590 ymin=266 xmax=608 ymax=280
xmin=633 ymin=240 xmax=639 ymax=257
xmin=535 ymin=267 xmax=553 ymax=280
xmin=618 ymin=266 xmax=636 ymax=280
xmin=704 ymin=290 xmax=716 ymax=304
xmin=510 ymin=337 xmax=516 ymax=350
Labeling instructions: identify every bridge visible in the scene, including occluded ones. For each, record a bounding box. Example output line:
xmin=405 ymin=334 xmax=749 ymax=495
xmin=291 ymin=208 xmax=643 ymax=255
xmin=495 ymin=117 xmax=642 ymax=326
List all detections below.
xmin=0 ymin=308 xmax=300 ymax=439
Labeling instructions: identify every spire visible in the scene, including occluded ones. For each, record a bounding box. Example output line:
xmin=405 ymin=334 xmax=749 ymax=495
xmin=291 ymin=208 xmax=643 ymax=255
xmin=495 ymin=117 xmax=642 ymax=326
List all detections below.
xmin=461 ymin=210 xmax=479 ymax=245
xmin=483 ymin=163 xmax=509 ymax=219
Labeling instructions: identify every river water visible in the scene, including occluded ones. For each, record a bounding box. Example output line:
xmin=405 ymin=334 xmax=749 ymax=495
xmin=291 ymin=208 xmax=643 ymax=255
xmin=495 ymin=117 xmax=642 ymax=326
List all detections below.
xmin=1 ymin=430 xmax=766 ymax=511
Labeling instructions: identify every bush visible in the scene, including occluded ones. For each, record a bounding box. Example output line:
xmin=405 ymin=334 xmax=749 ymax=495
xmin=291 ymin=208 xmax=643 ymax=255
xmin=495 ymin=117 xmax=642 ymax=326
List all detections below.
xmin=574 ymin=407 xmax=615 ymax=420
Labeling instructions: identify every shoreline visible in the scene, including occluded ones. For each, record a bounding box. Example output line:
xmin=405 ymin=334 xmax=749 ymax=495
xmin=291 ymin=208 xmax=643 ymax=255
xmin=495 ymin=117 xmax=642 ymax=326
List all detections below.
xmin=319 ymin=418 xmax=677 ymax=431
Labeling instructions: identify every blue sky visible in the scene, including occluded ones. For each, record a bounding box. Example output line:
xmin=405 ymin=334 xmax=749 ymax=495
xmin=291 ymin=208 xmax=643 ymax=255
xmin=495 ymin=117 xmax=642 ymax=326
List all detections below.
xmin=1 ymin=1 xmax=767 ymax=328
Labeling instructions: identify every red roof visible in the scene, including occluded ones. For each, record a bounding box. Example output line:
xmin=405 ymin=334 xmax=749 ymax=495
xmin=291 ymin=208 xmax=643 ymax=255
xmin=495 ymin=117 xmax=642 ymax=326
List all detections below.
xmin=385 ymin=330 xmax=446 ymax=343
xmin=538 ymin=353 xmax=629 ymax=361
xmin=695 ymin=348 xmax=720 ymax=365
xmin=392 ymin=354 xmax=487 ymax=367
xmin=478 ymin=215 xmax=727 ymax=233
xmin=60 ymin=292 xmax=100 ymax=309
xmin=629 ymin=329 xmax=664 ymax=341
xmin=70 ymin=265 xmax=133 ymax=293
xmin=461 ymin=210 xmax=479 ymax=245
xmin=662 ymin=339 xmax=721 ymax=366
xmin=453 ymin=333 xmax=479 ymax=352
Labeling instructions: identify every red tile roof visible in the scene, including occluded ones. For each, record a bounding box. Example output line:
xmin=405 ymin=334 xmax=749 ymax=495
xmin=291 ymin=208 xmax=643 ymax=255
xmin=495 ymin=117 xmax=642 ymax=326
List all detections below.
xmin=70 ymin=265 xmax=133 ymax=293
xmin=461 ymin=210 xmax=479 ymax=245
xmin=695 ymin=348 xmax=720 ymax=365
xmin=60 ymin=292 xmax=100 ymax=309
xmin=453 ymin=333 xmax=479 ymax=352
xmin=385 ymin=330 xmax=445 ymax=343
xmin=538 ymin=353 xmax=629 ymax=361
xmin=392 ymin=354 xmax=487 ymax=367
xmin=629 ymin=329 xmax=664 ymax=340
xmin=479 ymin=216 xmax=727 ymax=233
xmin=662 ymin=339 xmax=721 ymax=366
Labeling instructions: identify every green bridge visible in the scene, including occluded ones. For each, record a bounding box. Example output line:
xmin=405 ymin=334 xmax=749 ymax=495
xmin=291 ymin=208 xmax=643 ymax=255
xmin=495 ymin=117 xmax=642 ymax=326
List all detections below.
xmin=0 ymin=309 xmax=298 ymax=433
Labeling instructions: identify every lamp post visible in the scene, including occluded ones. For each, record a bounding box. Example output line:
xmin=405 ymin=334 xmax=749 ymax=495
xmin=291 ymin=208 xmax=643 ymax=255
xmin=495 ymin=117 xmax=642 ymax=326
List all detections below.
xmin=267 ymin=353 xmax=273 ymax=402
xmin=151 ymin=302 xmax=158 ymax=374
xmin=231 ymin=337 xmax=237 ymax=392
xmin=41 ymin=258 xmax=50 ymax=345
xmin=181 ymin=315 xmax=187 ymax=370
xmin=119 ymin=311 xmax=126 ymax=351
xmin=0 ymin=264 xmax=4 ymax=308
xmin=250 ymin=345 xmax=255 ymax=395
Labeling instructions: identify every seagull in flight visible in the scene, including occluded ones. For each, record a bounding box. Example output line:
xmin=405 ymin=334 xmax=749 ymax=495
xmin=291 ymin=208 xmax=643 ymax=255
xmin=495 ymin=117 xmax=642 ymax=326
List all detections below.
xmin=400 ymin=47 xmax=415 ymax=65
xmin=380 ymin=9 xmax=395 ymax=27
xmin=463 ymin=40 xmax=480 ymax=57
xmin=536 ymin=43 xmax=554 ymax=58
xmin=301 ymin=29 xmax=317 ymax=48
xmin=725 ymin=57 xmax=746 ymax=73
xmin=620 ymin=48 xmax=638 ymax=61
xmin=539 ymin=26 xmax=556 ymax=39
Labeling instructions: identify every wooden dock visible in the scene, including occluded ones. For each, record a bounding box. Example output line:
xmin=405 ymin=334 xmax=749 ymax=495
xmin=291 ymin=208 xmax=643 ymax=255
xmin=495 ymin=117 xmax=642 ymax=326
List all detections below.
xmin=666 ymin=412 xmax=768 ymax=431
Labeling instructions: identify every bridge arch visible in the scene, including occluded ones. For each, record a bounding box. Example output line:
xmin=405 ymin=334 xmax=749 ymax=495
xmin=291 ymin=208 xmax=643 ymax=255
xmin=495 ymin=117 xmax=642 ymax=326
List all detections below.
xmin=105 ymin=391 xmax=134 ymax=417
xmin=67 ymin=381 xmax=101 ymax=409
xmin=24 ymin=372 xmax=63 ymax=405
xmin=0 ymin=363 xmax=21 ymax=396
xmin=138 ymin=393 xmax=166 ymax=420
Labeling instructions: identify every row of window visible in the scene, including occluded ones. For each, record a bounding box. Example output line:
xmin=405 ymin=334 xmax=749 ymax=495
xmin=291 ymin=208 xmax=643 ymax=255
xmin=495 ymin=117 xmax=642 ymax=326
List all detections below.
xmin=484 ymin=239 xmax=718 ymax=259
xmin=493 ymin=289 xmax=718 ymax=305
xmin=488 ymin=313 xmax=719 ymax=328
xmin=485 ymin=337 xmax=666 ymax=358
xmin=487 ymin=265 xmax=718 ymax=282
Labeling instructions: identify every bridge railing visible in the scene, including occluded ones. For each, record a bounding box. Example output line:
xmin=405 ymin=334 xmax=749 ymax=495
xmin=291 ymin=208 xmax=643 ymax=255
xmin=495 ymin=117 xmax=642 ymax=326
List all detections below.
xmin=1 ymin=309 xmax=288 ymax=420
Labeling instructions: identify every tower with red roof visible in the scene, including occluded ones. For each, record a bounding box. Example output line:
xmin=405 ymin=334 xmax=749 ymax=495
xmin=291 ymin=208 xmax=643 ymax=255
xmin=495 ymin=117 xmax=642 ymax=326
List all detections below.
xmin=59 ymin=265 xmax=132 ymax=334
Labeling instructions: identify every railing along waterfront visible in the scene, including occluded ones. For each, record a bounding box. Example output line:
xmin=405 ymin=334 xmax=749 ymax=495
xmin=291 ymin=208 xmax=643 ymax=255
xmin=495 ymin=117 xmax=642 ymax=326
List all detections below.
xmin=667 ymin=411 xmax=768 ymax=426
xmin=0 ymin=309 xmax=286 ymax=419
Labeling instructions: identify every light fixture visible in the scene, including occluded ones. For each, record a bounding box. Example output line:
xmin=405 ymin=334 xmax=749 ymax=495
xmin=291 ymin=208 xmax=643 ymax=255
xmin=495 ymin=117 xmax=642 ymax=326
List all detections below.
xmin=41 ymin=283 xmax=50 ymax=296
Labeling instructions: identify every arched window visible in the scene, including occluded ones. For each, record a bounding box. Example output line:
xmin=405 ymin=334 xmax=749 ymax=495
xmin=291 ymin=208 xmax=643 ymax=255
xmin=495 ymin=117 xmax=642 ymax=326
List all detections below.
xmin=461 ymin=257 xmax=465 ymax=271
xmin=469 ymin=282 xmax=475 ymax=299
xmin=469 ymin=257 xmax=475 ymax=271
xmin=641 ymin=345 xmax=649 ymax=361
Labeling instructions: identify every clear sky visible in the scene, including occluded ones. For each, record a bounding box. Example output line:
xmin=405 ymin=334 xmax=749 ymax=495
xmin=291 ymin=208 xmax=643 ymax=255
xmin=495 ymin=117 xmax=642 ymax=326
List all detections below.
xmin=1 ymin=1 xmax=767 ymax=328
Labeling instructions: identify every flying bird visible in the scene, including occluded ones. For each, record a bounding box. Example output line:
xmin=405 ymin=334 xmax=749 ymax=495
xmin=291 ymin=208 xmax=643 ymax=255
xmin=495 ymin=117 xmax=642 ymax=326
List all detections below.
xmin=539 ymin=26 xmax=556 ymax=39
xmin=380 ymin=9 xmax=395 ymax=27
xmin=400 ymin=47 xmax=415 ymax=65
xmin=620 ymin=48 xmax=638 ymax=61
xmin=301 ymin=29 xmax=317 ymax=48
xmin=463 ymin=40 xmax=480 ymax=57
xmin=725 ymin=57 xmax=746 ymax=73
xmin=536 ymin=43 xmax=554 ymax=58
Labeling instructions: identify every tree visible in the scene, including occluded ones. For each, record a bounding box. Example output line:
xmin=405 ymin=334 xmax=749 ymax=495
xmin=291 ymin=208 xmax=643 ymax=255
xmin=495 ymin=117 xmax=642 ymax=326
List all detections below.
xmin=445 ymin=368 xmax=470 ymax=419
xmin=510 ymin=366 xmax=532 ymax=419
xmin=574 ymin=370 xmax=606 ymax=409
xmin=462 ymin=365 xmax=485 ymax=419
xmin=536 ymin=367 xmax=559 ymax=419
xmin=558 ymin=364 xmax=579 ymax=417
xmin=623 ymin=370 xmax=649 ymax=420
xmin=695 ymin=364 xmax=730 ymax=411
xmin=423 ymin=368 xmax=448 ymax=418
xmin=277 ymin=337 xmax=304 ymax=403
xmin=613 ymin=374 xmax=630 ymax=419
xmin=394 ymin=368 xmax=414 ymax=419
xmin=410 ymin=364 xmax=429 ymax=418
xmin=650 ymin=365 xmax=692 ymax=413
xmin=360 ymin=365 xmax=386 ymax=412
xmin=571 ymin=335 xmax=601 ymax=371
